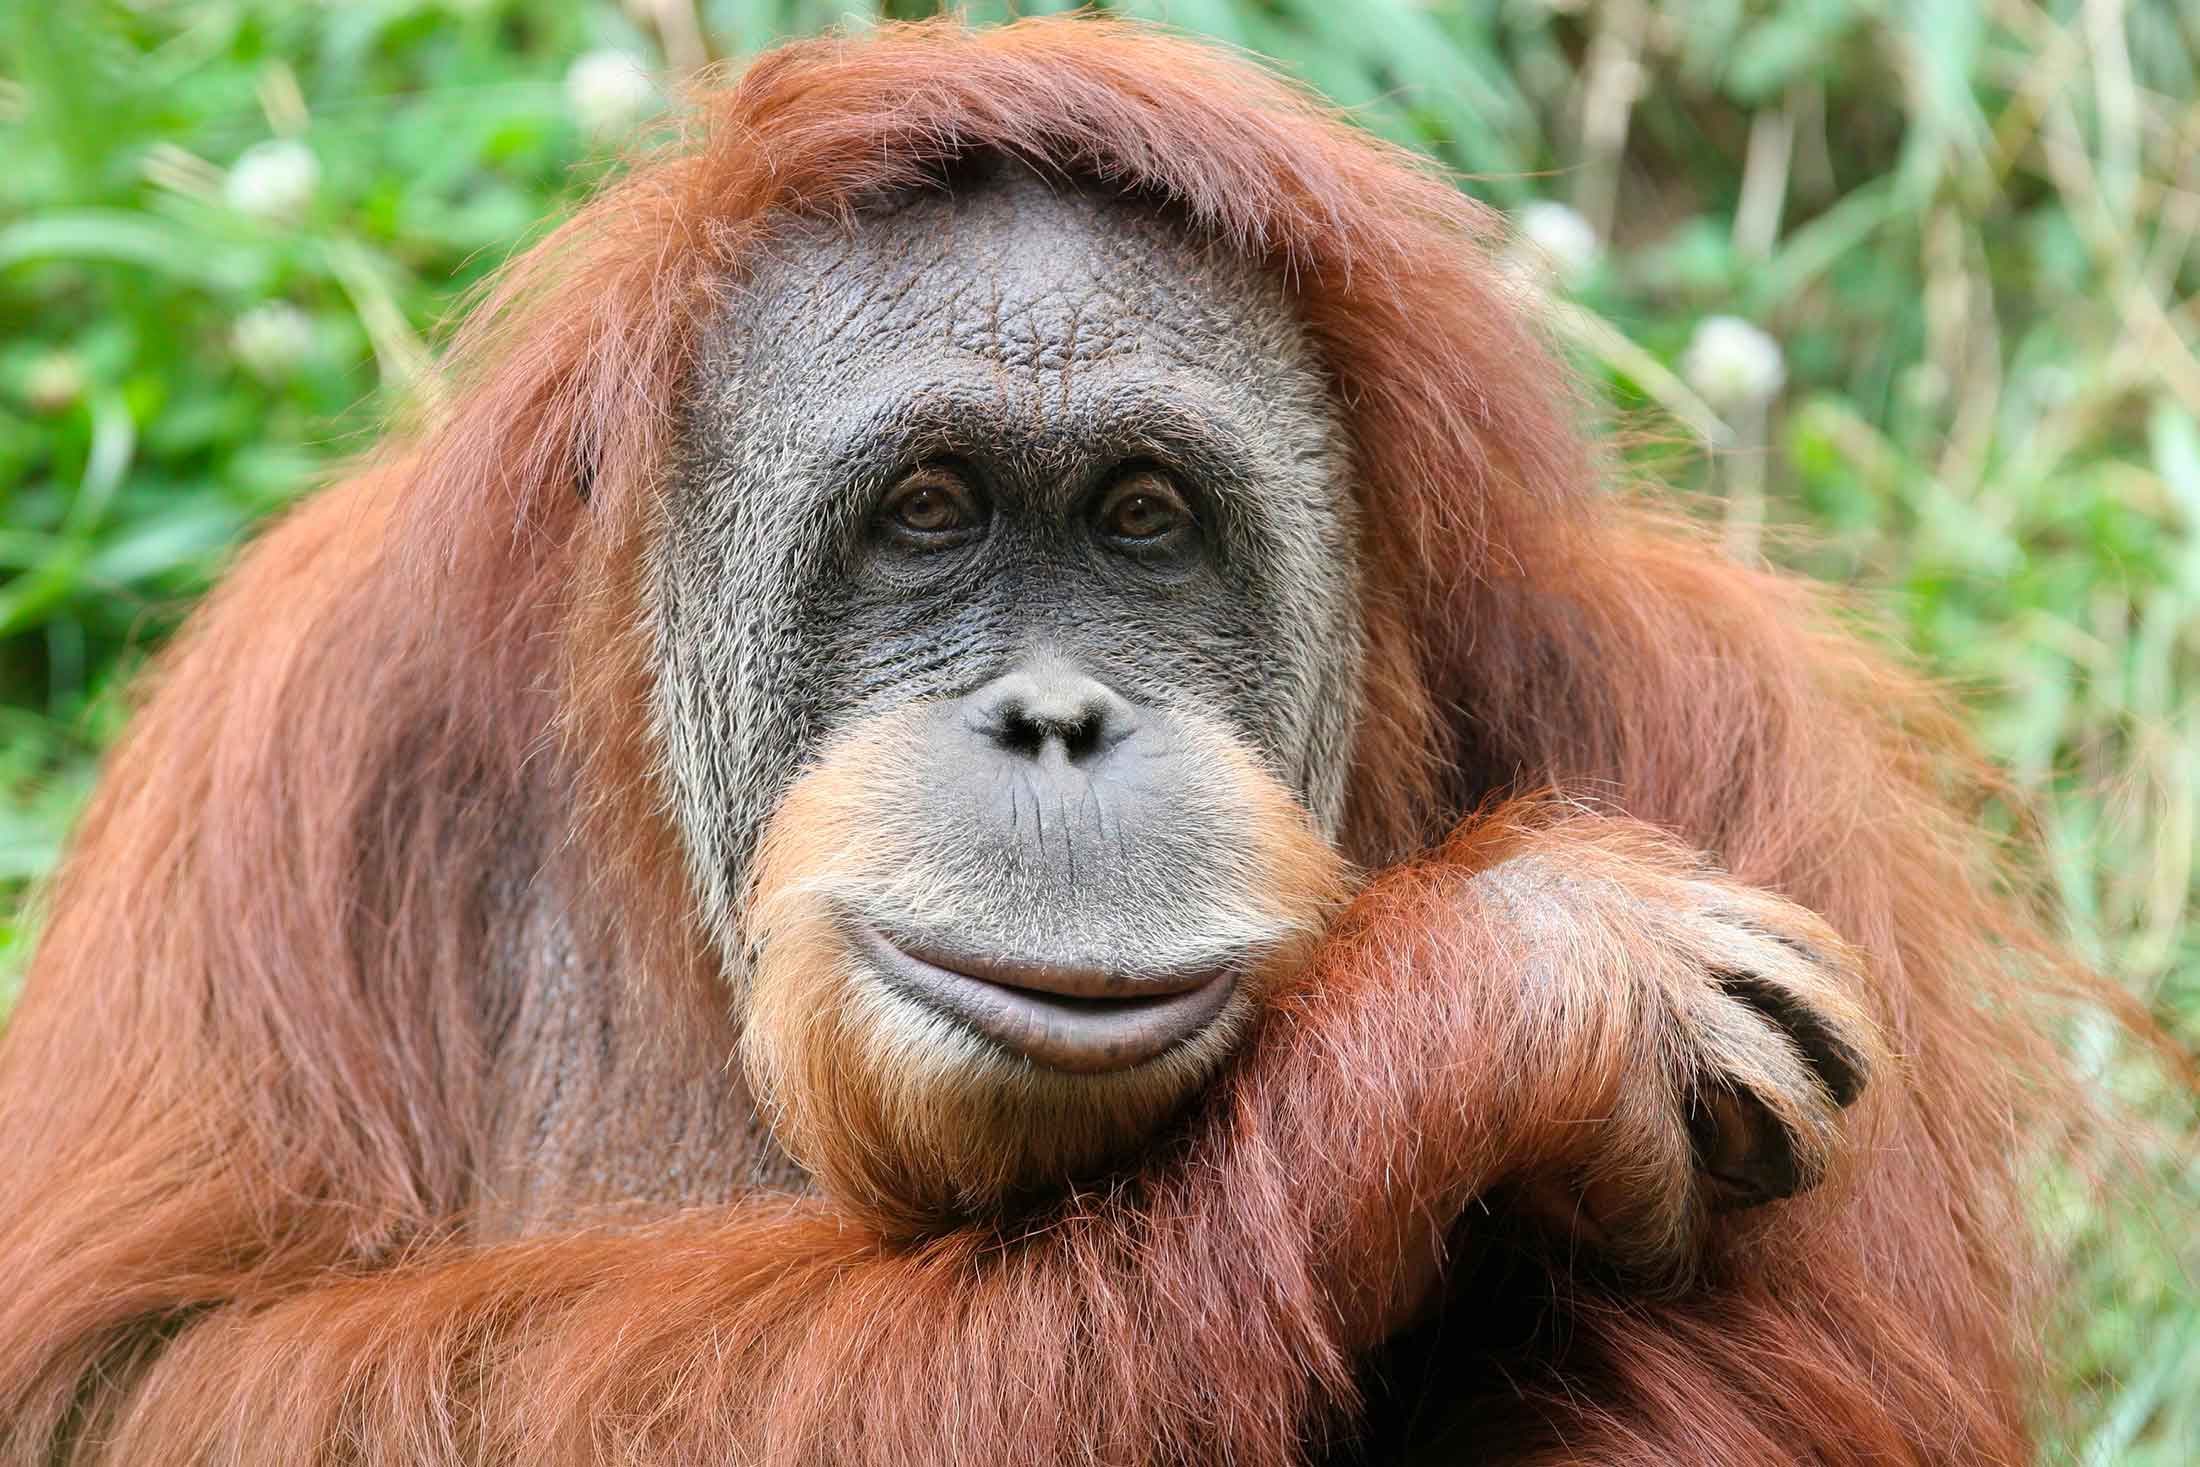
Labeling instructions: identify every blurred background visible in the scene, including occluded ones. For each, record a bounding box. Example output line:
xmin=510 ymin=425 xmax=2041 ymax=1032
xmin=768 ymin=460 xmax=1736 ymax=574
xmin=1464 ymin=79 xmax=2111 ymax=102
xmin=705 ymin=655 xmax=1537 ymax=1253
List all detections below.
xmin=1 ymin=0 xmax=2194 ymax=1457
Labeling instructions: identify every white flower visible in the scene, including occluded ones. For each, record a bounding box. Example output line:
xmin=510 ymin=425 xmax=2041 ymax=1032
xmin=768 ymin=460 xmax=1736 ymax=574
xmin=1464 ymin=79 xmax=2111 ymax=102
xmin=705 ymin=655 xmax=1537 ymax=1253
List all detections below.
xmin=1681 ymin=315 xmax=1787 ymax=413
xmin=1515 ymin=201 xmax=1600 ymax=285
xmin=231 ymin=302 xmax=315 ymax=381
xmin=24 ymin=351 xmax=84 ymax=415
xmin=224 ymin=140 xmax=319 ymax=224
xmin=566 ymin=50 xmax=657 ymax=137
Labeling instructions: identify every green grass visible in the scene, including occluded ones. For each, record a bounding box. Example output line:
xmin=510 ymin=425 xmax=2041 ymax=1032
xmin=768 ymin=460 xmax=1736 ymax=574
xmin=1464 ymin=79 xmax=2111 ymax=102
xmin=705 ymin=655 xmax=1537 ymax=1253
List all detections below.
xmin=2 ymin=1 xmax=2194 ymax=1457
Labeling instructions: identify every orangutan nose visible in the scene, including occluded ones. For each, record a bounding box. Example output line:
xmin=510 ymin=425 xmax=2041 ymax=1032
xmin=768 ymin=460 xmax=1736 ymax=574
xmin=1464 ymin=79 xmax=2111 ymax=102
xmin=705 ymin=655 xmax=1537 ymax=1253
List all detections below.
xmin=965 ymin=662 xmax=1138 ymax=766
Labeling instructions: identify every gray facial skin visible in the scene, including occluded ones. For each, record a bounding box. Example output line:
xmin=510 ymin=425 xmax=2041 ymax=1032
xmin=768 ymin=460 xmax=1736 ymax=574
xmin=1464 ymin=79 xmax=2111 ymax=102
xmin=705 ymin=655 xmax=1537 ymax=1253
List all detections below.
xmin=652 ymin=165 xmax=1364 ymax=1034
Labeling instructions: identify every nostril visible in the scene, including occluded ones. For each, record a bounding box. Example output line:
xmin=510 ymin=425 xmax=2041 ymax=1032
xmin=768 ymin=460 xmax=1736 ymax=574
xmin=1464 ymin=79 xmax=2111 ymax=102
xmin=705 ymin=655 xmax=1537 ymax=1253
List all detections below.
xmin=993 ymin=702 xmax=1049 ymax=759
xmin=1059 ymin=706 xmax=1106 ymax=762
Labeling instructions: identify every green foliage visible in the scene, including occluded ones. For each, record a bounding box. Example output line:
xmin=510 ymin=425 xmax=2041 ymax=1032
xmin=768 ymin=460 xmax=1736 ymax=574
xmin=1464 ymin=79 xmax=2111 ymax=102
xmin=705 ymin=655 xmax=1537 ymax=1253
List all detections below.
xmin=1 ymin=0 xmax=2193 ymax=1455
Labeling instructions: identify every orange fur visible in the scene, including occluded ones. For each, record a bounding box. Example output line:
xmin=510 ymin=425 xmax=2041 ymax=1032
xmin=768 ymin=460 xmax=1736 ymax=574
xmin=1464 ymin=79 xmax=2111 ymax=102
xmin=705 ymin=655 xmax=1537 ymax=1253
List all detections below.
xmin=0 ymin=16 xmax=2148 ymax=1464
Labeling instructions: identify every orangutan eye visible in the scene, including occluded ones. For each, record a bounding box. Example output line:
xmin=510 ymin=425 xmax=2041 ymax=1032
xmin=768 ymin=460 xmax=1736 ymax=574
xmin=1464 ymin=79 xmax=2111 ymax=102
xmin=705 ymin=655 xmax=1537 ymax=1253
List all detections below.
xmin=1095 ymin=470 xmax=1195 ymax=544
xmin=881 ymin=467 xmax=987 ymax=546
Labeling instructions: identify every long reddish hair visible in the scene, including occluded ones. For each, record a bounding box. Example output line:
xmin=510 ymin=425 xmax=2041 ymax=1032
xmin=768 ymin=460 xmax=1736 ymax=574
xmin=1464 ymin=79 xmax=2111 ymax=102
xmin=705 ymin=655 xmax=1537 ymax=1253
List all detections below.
xmin=0 ymin=16 xmax=2146 ymax=1463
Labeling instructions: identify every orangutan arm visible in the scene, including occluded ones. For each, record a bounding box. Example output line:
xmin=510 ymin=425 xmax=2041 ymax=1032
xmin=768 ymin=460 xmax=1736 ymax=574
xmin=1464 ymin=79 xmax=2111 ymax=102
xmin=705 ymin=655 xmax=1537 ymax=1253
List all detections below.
xmin=76 ymin=803 xmax=1878 ymax=1467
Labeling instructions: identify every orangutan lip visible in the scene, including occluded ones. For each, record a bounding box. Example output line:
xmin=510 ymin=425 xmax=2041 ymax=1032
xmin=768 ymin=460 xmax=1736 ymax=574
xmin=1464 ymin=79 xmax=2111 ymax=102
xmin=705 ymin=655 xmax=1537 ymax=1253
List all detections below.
xmin=850 ymin=923 xmax=1235 ymax=1075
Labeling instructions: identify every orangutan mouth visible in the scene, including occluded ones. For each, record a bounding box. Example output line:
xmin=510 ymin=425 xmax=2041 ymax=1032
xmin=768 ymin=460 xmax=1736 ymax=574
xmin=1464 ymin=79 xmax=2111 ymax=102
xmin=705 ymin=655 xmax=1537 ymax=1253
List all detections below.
xmin=852 ymin=922 xmax=1236 ymax=1074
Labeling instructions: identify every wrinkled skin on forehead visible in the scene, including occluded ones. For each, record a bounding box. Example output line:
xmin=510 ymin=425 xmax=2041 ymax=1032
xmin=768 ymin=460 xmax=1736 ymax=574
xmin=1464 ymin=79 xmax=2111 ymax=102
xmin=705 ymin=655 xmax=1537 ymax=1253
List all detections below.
xmin=653 ymin=169 xmax=1366 ymax=961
